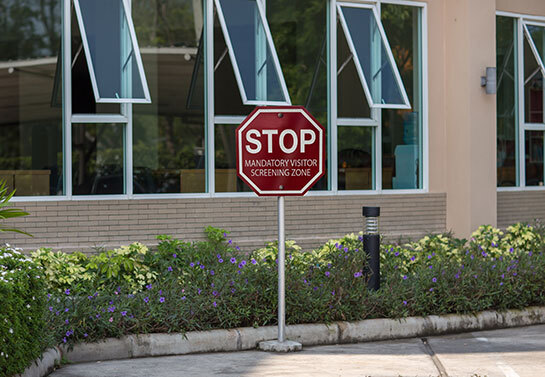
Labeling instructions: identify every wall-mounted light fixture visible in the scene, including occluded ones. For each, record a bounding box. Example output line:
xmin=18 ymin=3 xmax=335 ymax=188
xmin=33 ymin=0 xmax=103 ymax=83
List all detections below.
xmin=481 ymin=67 xmax=496 ymax=95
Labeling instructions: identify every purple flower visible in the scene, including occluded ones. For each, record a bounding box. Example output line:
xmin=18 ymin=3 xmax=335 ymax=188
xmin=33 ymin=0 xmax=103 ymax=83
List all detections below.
xmin=403 ymin=300 xmax=407 ymax=306
xmin=212 ymin=291 xmax=218 ymax=296
xmin=529 ymin=251 xmax=533 ymax=256
xmin=427 ymin=255 xmax=432 ymax=259
xmin=428 ymin=265 xmax=433 ymax=269
xmin=500 ymin=282 xmax=504 ymax=286
xmin=223 ymin=232 xmax=227 ymax=237
xmin=159 ymin=297 xmax=165 ymax=303
xmin=344 ymin=247 xmax=349 ymax=252
xmin=190 ymin=262 xmax=195 ymax=267
xmin=198 ymin=289 xmax=202 ymax=294
xmin=241 ymin=260 xmax=247 ymax=266
xmin=219 ymin=259 xmax=223 ymax=263
xmin=108 ymin=306 xmax=115 ymax=313
xmin=121 ymin=311 xmax=127 ymax=316
xmin=325 ymin=271 xmax=330 ymax=277
xmin=236 ymin=246 xmax=241 ymax=251
xmin=228 ymin=239 xmax=232 ymax=245
xmin=470 ymin=255 xmax=475 ymax=260
xmin=251 ymin=258 xmax=257 ymax=265
xmin=84 ymin=333 xmax=88 ymax=338
xmin=410 ymin=256 xmax=416 ymax=261
xmin=455 ymin=273 xmax=460 ymax=279
xmin=109 ymin=317 xmax=113 ymax=323
xmin=96 ymin=314 xmax=101 ymax=319
xmin=403 ymin=275 xmax=408 ymax=280
xmin=432 ymin=277 xmax=437 ymax=283
xmin=394 ymin=252 xmax=400 ymax=257
xmin=509 ymin=248 xmax=514 ymax=253
xmin=501 ymin=274 xmax=505 ymax=279
xmin=167 ymin=266 xmax=173 ymax=272
xmin=513 ymin=272 xmax=517 ymax=276
xmin=88 ymin=295 xmax=93 ymax=300
xmin=63 ymin=307 xmax=69 ymax=312
xmin=200 ymin=265 xmax=205 ymax=269
xmin=65 ymin=319 xmax=69 ymax=324
xmin=173 ymin=253 xmax=177 ymax=258
xmin=473 ymin=274 xmax=478 ymax=279
xmin=146 ymin=284 xmax=153 ymax=290
xmin=49 ymin=306 xmax=53 ymax=311
xmin=210 ymin=270 xmax=215 ymax=276
xmin=331 ymin=290 xmax=335 ymax=296
xmin=313 ymin=286 xmax=318 ymax=291
xmin=144 ymin=296 xmax=149 ymax=303
xmin=230 ymin=257 xmax=236 ymax=264
xmin=64 ymin=289 xmax=70 ymax=295
xmin=181 ymin=296 xmax=186 ymax=300
xmin=354 ymin=272 xmax=362 ymax=278
xmin=62 ymin=337 xmax=67 ymax=343
xmin=238 ymin=263 xmax=243 ymax=269
xmin=231 ymin=288 xmax=236 ymax=293
xmin=213 ymin=301 xmax=217 ymax=307
xmin=429 ymin=288 xmax=434 ymax=292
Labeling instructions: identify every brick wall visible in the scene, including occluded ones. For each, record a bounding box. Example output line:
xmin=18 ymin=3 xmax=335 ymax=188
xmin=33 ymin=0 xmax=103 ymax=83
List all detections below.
xmin=2 ymin=193 xmax=446 ymax=253
xmin=497 ymin=190 xmax=545 ymax=228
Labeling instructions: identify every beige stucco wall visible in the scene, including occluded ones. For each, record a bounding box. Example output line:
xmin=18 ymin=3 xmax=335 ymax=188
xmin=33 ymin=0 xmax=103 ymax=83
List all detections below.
xmin=496 ymin=0 xmax=545 ymax=16
xmin=425 ymin=0 xmax=497 ymax=237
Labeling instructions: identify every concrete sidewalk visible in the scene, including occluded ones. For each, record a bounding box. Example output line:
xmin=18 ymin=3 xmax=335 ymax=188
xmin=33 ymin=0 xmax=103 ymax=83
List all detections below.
xmin=50 ymin=325 xmax=545 ymax=377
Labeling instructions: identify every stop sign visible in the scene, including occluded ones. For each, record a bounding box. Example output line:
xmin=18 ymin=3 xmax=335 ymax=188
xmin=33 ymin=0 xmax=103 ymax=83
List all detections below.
xmin=236 ymin=106 xmax=325 ymax=196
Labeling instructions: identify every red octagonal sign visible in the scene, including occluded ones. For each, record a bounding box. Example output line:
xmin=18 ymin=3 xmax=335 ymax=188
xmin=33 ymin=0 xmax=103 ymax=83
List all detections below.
xmin=236 ymin=106 xmax=325 ymax=196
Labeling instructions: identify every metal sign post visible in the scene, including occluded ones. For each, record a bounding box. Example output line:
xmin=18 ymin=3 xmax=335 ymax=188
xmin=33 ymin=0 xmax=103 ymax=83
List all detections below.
xmin=235 ymin=106 xmax=325 ymax=352
xmin=277 ymin=196 xmax=285 ymax=343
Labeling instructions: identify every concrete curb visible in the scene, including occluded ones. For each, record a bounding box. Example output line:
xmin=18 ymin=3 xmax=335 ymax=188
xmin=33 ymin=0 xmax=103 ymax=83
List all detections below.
xmin=17 ymin=347 xmax=62 ymax=377
xmin=19 ymin=306 xmax=545 ymax=376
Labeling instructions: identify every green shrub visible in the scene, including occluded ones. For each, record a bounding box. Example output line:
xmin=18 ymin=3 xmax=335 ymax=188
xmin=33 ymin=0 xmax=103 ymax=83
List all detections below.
xmin=0 ymin=180 xmax=31 ymax=236
xmin=40 ymin=223 xmax=545 ymax=349
xmin=0 ymin=245 xmax=48 ymax=376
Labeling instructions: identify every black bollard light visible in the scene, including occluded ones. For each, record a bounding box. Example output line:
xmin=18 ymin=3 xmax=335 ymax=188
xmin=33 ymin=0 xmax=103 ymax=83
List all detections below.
xmin=362 ymin=206 xmax=380 ymax=290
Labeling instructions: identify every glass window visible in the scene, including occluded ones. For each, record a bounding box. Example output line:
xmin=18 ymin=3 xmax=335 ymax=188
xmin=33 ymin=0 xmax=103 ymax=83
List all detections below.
xmin=215 ymin=124 xmax=251 ymax=193
xmin=268 ymin=0 xmax=328 ymax=191
xmin=338 ymin=127 xmax=373 ymax=190
xmin=132 ymin=0 xmax=205 ymax=194
xmin=497 ymin=16 xmax=518 ymax=187
xmin=337 ymin=3 xmax=410 ymax=109
xmin=0 ymin=0 xmax=63 ymax=196
xmin=525 ymin=130 xmax=544 ymax=186
xmin=73 ymin=0 xmax=151 ymax=103
xmin=215 ymin=0 xmax=290 ymax=105
xmin=381 ymin=3 xmax=422 ymax=189
xmin=72 ymin=124 xmax=124 ymax=195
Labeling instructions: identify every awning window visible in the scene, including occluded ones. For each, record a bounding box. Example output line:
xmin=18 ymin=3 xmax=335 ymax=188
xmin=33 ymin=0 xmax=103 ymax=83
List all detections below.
xmin=73 ymin=0 xmax=151 ymax=103
xmin=214 ymin=0 xmax=291 ymax=105
xmin=337 ymin=2 xmax=410 ymax=109
xmin=524 ymin=22 xmax=545 ymax=77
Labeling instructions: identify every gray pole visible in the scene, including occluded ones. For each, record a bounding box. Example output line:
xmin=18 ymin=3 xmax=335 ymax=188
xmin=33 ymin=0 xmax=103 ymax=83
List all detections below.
xmin=278 ymin=196 xmax=285 ymax=343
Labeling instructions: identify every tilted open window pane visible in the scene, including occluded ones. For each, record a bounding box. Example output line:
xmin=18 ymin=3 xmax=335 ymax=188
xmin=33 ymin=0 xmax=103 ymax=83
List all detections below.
xmin=215 ymin=0 xmax=290 ymax=105
xmin=74 ymin=0 xmax=151 ymax=103
xmin=337 ymin=3 xmax=410 ymax=109
xmin=524 ymin=23 xmax=545 ymax=77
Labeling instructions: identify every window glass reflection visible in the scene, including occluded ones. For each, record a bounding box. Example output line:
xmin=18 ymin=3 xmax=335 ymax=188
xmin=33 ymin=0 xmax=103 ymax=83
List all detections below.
xmin=526 ymin=131 xmax=544 ymax=186
xmin=381 ymin=4 xmax=421 ymax=189
xmin=0 ymin=0 xmax=63 ymax=196
xmin=215 ymin=124 xmax=251 ymax=193
xmin=338 ymin=127 xmax=373 ymax=190
xmin=497 ymin=16 xmax=518 ymax=187
xmin=72 ymin=124 xmax=124 ymax=195
xmin=132 ymin=0 xmax=205 ymax=194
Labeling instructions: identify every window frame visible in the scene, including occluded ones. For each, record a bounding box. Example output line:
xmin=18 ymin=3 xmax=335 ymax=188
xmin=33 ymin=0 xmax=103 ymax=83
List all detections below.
xmin=496 ymin=12 xmax=545 ymax=191
xmin=11 ymin=0 xmax=428 ymax=202
xmin=73 ymin=0 xmax=151 ymax=104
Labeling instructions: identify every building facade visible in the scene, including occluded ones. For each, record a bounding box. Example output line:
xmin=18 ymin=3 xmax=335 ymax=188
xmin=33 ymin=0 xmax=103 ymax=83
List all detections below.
xmin=1 ymin=0 xmax=545 ymax=252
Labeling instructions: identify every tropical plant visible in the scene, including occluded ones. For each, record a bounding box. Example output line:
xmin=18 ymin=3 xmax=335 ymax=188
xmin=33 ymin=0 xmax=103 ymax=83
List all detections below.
xmin=0 ymin=179 xmax=31 ymax=236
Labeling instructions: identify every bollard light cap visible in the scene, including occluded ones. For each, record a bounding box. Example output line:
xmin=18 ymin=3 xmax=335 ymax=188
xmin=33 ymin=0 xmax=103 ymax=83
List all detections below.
xmin=362 ymin=206 xmax=380 ymax=217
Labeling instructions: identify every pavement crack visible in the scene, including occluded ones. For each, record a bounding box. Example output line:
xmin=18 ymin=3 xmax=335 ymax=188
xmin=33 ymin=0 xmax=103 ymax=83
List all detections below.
xmin=421 ymin=337 xmax=449 ymax=377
